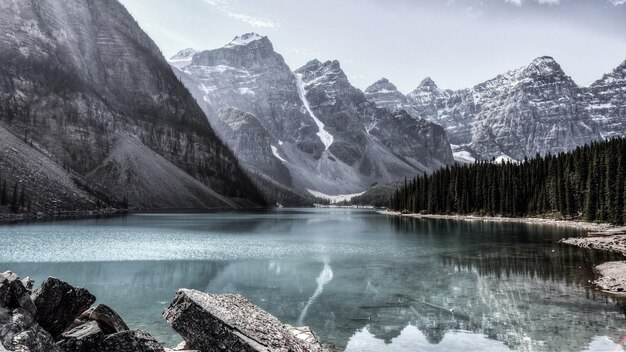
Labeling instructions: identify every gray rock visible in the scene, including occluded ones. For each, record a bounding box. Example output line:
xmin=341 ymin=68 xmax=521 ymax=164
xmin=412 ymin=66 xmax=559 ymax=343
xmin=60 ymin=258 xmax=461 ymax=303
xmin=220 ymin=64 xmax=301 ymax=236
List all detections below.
xmin=0 ymin=272 xmax=36 ymax=316
xmin=56 ymin=321 xmax=104 ymax=352
xmin=97 ymin=330 xmax=164 ymax=352
xmin=20 ymin=278 xmax=34 ymax=294
xmin=0 ymin=308 xmax=61 ymax=352
xmin=163 ymin=290 xmax=323 ymax=352
xmin=31 ymin=277 xmax=96 ymax=338
xmin=88 ymin=304 xmax=129 ymax=335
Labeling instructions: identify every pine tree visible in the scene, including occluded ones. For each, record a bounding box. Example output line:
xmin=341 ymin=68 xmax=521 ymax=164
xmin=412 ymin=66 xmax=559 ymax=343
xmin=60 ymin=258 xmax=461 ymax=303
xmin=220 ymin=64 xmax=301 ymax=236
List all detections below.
xmin=10 ymin=182 xmax=18 ymax=213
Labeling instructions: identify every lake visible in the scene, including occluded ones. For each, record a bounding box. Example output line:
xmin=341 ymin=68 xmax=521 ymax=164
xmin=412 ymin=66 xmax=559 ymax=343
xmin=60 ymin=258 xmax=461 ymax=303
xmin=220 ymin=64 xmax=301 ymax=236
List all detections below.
xmin=0 ymin=208 xmax=624 ymax=351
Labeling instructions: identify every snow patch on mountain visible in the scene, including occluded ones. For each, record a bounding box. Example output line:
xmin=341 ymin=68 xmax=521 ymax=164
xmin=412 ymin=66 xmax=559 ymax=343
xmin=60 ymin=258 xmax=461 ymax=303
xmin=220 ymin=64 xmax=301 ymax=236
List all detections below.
xmin=271 ymin=145 xmax=287 ymax=163
xmin=295 ymin=73 xmax=334 ymax=150
xmin=168 ymin=48 xmax=197 ymax=68
xmin=494 ymin=155 xmax=517 ymax=164
xmin=225 ymin=33 xmax=265 ymax=48
xmin=454 ymin=151 xmax=476 ymax=164
xmin=307 ymin=189 xmax=366 ymax=204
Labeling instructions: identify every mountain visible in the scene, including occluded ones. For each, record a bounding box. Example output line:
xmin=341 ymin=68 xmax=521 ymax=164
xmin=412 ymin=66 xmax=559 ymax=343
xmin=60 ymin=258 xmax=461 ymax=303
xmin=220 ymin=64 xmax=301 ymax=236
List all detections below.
xmin=367 ymin=57 xmax=607 ymax=161
xmin=0 ymin=125 xmax=105 ymax=216
xmin=586 ymin=59 xmax=626 ymax=139
xmin=170 ymin=34 xmax=454 ymax=196
xmin=0 ymin=0 xmax=263 ymax=211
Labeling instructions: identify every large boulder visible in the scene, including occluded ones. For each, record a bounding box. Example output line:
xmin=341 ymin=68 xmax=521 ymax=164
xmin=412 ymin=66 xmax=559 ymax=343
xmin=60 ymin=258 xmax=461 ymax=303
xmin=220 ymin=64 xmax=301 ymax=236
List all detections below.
xmin=97 ymin=330 xmax=164 ymax=352
xmin=89 ymin=304 xmax=129 ymax=335
xmin=1 ymin=272 xmax=59 ymax=352
xmin=0 ymin=272 xmax=36 ymax=316
xmin=31 ymin=277 xmax=96 ymax=338
xmin=163 ymin=290 xmax=323 ymax=352
xmin=56 ymin=321 xmax=104 ymax=352
xmin=0 ymin=308 xmax=61 ymax=352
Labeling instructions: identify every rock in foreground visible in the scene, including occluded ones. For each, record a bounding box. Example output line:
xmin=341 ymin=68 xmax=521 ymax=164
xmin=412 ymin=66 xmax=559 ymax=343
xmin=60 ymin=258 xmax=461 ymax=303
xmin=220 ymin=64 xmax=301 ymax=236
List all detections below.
xmin=1 ymin=272 xmax=165 ymax=352
xmin=32 ymin=277 xmax=96 ymax=338
xmin=164 ymin=290 xmax=324 ymax=352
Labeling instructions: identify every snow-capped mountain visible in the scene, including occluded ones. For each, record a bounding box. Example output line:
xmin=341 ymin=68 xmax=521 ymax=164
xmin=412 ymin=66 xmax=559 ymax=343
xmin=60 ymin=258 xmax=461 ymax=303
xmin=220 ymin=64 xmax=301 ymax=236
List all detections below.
xmin=171 ymin=34 xmax=454 ymax=195
xmin=367 ymin=56 xmax=609 ymax=161
xmin=586 ymin=59 xmax=626 ymax=139
xmin=0 ymin=0 xmax=263 ymax=210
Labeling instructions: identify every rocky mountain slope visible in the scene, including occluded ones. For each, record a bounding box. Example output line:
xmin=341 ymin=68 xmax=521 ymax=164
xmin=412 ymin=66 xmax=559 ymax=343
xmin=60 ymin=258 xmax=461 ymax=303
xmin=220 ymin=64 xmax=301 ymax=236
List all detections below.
xmin=366 ymin=57 xmax=623 ymax=161
xmin=170 ymin=34 xmax=454 ymax=195
xmin=0 ymin=0 xmax=263 ymax=210
xmin=586 ymin=59 xmax=626 ymax=139
xmin=0 ymin=124 xmax=105 ymax=216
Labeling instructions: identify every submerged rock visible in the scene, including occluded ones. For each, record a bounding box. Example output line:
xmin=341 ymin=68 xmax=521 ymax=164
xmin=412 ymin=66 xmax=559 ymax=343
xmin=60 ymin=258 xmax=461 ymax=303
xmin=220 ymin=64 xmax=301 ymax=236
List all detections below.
xmin=32 ymin=277 xmax=96 ymax=338
xmin=163 ymin=290 xmax=324 ymax=352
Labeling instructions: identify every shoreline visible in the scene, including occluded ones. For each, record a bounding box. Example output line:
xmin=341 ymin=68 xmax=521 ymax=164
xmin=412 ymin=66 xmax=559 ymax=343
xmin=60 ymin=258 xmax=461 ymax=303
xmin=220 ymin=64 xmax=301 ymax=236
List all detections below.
xmin=378 ymin=210 xmax=623 ymax=232
xmin=0 ymin=209 xmax=128 ymax=225
xmin=379 ymin=210 xmax=626 ymax=296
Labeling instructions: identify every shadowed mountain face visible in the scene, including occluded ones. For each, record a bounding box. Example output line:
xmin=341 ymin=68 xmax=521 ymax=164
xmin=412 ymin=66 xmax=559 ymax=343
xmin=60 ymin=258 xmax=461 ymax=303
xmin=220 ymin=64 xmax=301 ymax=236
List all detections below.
xmin=366 ymin=56 xmax=625 ymax=162
xmin=0 ymin=0 xmax=264 ymax=210
xmin=170 ymin=34 xmax=454 ymax=196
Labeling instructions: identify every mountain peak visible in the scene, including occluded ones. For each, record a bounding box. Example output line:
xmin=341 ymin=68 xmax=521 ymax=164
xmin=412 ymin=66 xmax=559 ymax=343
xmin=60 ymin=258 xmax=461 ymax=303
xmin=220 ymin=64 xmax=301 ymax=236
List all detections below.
xmin=170 ymin=48 xmax=197 ymax=61
xmin=524 ymin=56 xmax=564 ymax=76
xmin=365 ymin=78 xmax=400 ymax=94
xmin=418 ymin=77 xmax=438 ymax=90
xmin=225 ymin=33 xmax=268 ymax=48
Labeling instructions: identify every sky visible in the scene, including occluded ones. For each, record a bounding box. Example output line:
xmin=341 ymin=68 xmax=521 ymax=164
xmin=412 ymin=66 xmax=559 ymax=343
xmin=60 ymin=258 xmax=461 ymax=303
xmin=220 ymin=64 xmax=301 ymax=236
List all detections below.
xmin=118 ymin=0 xmax=626 ymax=92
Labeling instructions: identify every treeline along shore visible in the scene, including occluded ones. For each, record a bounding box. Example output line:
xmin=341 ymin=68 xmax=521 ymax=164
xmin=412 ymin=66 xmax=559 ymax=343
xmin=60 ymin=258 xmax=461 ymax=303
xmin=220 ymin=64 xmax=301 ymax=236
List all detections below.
xmin=389 ymin=138 xmax=626 ymax=225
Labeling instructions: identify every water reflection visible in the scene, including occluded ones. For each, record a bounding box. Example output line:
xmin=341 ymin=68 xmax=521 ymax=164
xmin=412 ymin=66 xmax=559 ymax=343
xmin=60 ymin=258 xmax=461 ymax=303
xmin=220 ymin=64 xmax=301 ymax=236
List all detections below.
xmin=1 ymin=209 xmax=625 ymax=351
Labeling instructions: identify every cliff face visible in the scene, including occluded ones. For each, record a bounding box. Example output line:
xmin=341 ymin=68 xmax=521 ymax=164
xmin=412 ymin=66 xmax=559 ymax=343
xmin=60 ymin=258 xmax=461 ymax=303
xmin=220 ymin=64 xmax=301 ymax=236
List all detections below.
xmin=0 ymin=0 xmax=263 ymax=209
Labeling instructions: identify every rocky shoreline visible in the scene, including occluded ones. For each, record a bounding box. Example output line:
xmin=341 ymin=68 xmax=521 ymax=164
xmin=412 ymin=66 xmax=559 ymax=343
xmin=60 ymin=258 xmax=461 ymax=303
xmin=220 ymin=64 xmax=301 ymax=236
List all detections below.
xmin=1 ymin=271 xmax=337 ymax=352
xmin=378 ymin=210 xmax=620 ymax=231
xmin=379 ymin=210 xmax=626 ymax=296
xmin=0 ymin=209 xmax=128 ymax=225
xmin=559 ymin=235 xmax=626 ymax=295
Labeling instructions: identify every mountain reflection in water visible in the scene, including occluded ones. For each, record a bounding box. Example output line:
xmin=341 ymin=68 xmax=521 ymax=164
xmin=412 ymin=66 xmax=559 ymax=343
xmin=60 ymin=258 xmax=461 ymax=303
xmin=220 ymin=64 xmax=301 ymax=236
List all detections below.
xmin=0 ymin=209 xmax=624 ymax=351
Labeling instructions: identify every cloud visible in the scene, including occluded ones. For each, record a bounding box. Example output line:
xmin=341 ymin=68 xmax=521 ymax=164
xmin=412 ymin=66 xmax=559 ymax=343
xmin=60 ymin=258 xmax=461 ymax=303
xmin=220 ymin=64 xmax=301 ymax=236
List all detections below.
xmin=225 ymin=12 xmax=277 ymax=28
xmin=609 ymin=0 xmax=626 ymax=4
xmin=202 ymin=0 xmax=279 ymax=28
xmin=506 ymin=0 xmax=561 ymax=5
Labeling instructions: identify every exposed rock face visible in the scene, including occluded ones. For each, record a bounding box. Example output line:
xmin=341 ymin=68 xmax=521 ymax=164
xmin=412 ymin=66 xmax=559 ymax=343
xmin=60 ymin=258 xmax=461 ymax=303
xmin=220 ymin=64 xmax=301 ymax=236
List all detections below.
xmin=171 ymin=34 xmax=454 ymax=195
xmin=586 ymin=59 xmax=626 ymax=139
xmin=216 ymin=108 xmax=291 ymax=187
xmin=31 ymin=277 xmax=96 ymax=338
xmin=0 ymin=0 xmax=263 ymax=211
xmin=365 ymin=78 xmax=419 ymax=120
xmin=163 ymin=290 xmax=323 ymax=352
xmin=406 ymin=78 xmax=477 ymax=147
xmin=367 ymin=57 xmax=610 ymax=161
xmin=467 ymin=57 xmax=600 ymax=160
